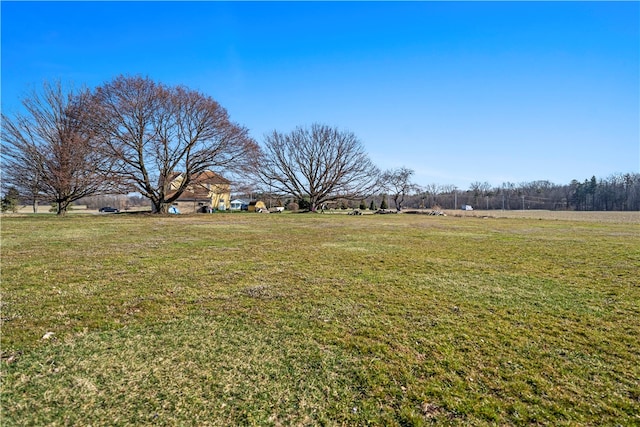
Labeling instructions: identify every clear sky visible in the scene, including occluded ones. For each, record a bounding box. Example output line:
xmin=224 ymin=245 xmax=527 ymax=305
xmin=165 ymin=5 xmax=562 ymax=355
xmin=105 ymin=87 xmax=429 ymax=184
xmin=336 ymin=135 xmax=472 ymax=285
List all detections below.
xmin=2 ymin=1 xmax=638 ymax=190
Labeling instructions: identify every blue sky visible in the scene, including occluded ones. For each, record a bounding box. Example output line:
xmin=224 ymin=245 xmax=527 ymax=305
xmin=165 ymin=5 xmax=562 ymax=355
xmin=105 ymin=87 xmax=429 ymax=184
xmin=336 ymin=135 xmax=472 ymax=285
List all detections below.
xmin=2 ymin=1 xmax=638 ymax=190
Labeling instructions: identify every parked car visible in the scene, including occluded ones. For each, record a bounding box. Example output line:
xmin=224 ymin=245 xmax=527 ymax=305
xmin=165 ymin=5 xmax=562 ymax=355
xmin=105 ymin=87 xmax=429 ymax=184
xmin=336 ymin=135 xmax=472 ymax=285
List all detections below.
xmin=99 ymin=207 xmax=119 ymax=213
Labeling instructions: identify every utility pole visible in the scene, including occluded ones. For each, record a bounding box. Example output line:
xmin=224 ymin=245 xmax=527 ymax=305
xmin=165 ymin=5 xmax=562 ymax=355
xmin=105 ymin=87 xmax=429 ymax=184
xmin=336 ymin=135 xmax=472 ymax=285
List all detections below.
xmin=522 ymin=195 xmax=525 ymax=210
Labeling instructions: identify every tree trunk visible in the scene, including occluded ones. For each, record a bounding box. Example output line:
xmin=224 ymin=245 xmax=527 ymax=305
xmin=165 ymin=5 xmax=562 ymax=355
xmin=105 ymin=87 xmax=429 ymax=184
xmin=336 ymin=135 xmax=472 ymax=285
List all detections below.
xmin=154 ymin=201 xmax=170 ymax=214
xmin=309 ymin=197 xmax=319 ymax=212
xmin=56 ymin=200 xmax=68 ymax=216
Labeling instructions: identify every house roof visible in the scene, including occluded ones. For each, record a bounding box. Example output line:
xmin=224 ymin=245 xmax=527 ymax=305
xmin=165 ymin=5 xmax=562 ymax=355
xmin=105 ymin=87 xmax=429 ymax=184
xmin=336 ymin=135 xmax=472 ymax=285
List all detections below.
xmin=193 ymin=170 xmax=230 ymax=185
xmin=173 ymin=187 xmax=211 ymax=201
xmin=169 ymin=170 xmax=230 ymax=186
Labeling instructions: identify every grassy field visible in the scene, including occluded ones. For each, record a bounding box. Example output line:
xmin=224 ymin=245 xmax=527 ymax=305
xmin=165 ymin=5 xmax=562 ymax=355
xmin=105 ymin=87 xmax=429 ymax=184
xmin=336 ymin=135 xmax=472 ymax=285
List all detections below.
xmin=1 ymin=212 xmax=639 ymax=425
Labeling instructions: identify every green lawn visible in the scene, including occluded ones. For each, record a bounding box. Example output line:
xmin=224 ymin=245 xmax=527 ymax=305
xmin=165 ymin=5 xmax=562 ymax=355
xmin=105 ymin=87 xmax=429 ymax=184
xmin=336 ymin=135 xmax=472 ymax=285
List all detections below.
xmin=2 ymin=213 xmax=639 ymax=425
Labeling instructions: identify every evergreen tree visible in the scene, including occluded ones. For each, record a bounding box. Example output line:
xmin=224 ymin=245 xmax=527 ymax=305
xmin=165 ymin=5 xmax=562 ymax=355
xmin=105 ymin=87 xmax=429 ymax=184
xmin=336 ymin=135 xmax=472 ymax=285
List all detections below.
xmin=369 ymin=200 xmax=377 ymax=211
xmin=380 ymin=196 xmax=388 ymax=210
xmin=1 ymin=187 xmax=19 ymax=213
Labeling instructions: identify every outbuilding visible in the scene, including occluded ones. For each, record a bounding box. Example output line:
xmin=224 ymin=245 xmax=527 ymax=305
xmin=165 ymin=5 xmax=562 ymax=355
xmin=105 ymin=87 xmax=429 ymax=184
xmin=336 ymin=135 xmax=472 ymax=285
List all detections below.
xmin=247 ymin=200 xmax=267 ymax=212
xmin=230 ymin=199 xmax=247 ymax=211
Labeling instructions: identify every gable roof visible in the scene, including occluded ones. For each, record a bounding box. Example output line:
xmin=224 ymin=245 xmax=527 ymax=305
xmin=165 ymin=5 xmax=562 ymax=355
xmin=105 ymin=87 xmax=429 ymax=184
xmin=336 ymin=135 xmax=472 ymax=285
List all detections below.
xmin=169 ymin=170 xmax=230 ymax=186
xmin=192 ymin=170 xmax=230 ymax=185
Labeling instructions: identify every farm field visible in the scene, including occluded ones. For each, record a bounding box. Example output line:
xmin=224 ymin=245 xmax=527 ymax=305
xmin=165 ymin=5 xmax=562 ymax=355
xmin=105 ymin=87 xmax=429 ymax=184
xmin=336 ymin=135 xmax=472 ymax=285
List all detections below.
xmin=1 ymin=213 xmax=639 ymax=425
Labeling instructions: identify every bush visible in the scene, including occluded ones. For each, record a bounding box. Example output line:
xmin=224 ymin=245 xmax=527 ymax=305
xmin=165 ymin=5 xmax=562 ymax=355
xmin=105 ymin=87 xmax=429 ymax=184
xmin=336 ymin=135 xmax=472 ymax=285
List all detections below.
xmin=298 ymin=198 xmax=310 ymax=211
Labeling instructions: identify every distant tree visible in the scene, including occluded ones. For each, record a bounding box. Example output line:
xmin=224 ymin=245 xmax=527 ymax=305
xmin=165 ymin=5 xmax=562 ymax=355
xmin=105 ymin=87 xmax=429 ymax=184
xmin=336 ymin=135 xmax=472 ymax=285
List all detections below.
xmin=127 ymin=194 xmax=149 ymax=207
xmin=434 ymin=184 xmax=457 ymax=209
xmin=1 ymin=81 xmax=116 ymax=215
xmin=596 ymin=177 xmax=615 ymax=211
xmin=81 ymin=194 xmax=128 ymax=210
xmin=257 ymin=124 xmax=379 ymax=212
xmin=570 ymin=179 xmax=586 ymax=210
xmin=469 ymin=181 xmax=491 ymax=207
xmin=92 ymin=75 xmax=258 ymax=214
xmin=563 ymin=173 xmax=640 ymax=211
xmin=369 ymin=200 xmax=377 ymax=211
xmin=380 ymin=195 xmax=388 ymax=210
xmin=1 ymin=187 xmax=19 ymax=213
xmin=359 ymin=199 xmax=367 ymax=210
xmin=423 ymin=183 xmax=441 ymax=208
xmin=381 ymin=167 xmax=417 ymax=211
xmin=622 ymin=173 xmax=638 ymax=210
xmin=501 ymin=182 xmax=517 ymax=210
xmin=589 ymin=175 xmax=597 ymax=210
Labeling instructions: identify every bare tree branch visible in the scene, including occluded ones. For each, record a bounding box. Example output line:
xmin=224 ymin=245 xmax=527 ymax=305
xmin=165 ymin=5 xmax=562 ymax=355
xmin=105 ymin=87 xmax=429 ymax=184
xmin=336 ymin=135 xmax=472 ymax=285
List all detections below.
xmin=257 ymin=124 xmax=379 ymax=212
xmin=380 ymin=166 xmax=417 ymax=211
xmin=1 ymin=81 xmax=118 ymax=215
xmin=91 ymin=75 xmax=258 ymax=213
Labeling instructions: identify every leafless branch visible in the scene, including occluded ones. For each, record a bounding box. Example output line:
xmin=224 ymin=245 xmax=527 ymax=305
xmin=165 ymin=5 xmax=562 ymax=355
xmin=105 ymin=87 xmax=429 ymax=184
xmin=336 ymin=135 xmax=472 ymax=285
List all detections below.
xmin=257 ymin=124 xmax=379 ymax=211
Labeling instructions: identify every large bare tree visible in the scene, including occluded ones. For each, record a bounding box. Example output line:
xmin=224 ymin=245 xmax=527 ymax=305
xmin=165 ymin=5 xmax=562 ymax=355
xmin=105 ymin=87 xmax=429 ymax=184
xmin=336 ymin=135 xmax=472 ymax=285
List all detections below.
xmin=1 ymin=81 xmax=115 ymax=215
xmin=92 ymin=75 xmax=258 ymax=213
xmin=381 ymin=166 xmax=418 ymax=211
xmin=258 ymin=124 xmax=379 ymax=212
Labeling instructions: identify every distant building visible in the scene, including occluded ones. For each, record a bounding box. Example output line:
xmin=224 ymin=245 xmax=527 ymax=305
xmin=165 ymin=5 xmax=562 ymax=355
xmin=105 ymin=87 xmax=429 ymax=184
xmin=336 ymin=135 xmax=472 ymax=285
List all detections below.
xmin=247 ymin=200 xmax=267 ymax=212
xmin=230 ymin=199 xmax=248 ymax=211
xmin=167 ymin=171 xmax=231 ymax=213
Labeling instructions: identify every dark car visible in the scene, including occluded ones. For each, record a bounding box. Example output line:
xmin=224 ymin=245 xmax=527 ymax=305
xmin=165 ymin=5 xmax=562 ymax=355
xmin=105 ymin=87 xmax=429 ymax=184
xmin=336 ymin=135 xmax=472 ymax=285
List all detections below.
xmin=99 ymin=207 xmax=119 ymax=213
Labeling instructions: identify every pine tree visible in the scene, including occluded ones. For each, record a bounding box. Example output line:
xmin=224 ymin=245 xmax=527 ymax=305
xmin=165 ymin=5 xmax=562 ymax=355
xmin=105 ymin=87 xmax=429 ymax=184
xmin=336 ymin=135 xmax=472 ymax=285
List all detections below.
xmin=380 ymin=196 xmax=388 ymax=210
xmin=1 ymin=187 xmax=19 ymax=213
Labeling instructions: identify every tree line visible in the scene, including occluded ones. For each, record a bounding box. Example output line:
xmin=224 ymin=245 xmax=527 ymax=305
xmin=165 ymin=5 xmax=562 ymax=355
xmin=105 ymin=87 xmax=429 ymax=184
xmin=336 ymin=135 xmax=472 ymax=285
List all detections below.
xmin=2 ymin=76 xmax=638 ymax=214
xmin=401 ymin=174 xmax=640 ymax=211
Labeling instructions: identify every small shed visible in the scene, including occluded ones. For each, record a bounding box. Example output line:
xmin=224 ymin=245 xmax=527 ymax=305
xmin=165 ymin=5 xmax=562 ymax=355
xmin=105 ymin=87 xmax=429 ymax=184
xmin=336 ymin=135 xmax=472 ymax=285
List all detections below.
xmin=230 ymin=199 xmax=247 ymax=211
xmin=247 ymin=200 xmax=267 ymax=212
xmin=461 ymin=204 xmax=474 ymax=211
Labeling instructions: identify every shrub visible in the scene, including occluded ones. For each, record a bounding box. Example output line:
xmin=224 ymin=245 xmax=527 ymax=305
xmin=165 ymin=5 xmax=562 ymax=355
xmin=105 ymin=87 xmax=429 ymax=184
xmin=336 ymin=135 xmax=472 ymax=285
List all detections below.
xmin=298 ymin=198 xmax=310 ymax=211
